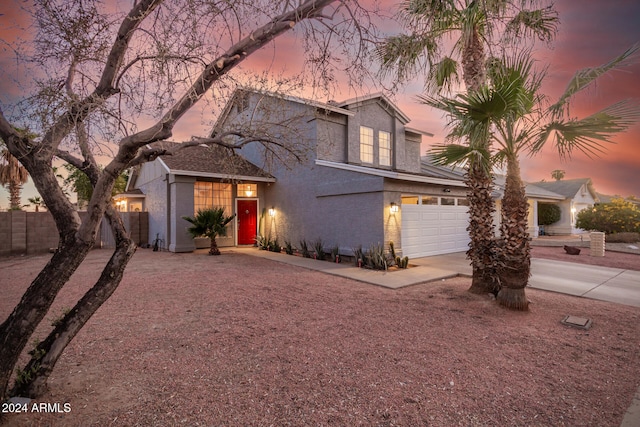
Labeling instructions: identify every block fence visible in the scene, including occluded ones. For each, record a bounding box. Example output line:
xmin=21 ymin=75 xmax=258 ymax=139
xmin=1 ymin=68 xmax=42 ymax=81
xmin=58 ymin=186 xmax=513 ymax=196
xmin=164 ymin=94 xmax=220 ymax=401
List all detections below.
xmin=0 ymin=211 xmax=149 ymax=256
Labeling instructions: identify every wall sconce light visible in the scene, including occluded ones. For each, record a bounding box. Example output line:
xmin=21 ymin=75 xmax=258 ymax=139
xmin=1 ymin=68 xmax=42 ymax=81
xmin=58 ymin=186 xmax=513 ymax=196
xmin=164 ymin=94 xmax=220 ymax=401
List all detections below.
xmin=443 ymin=188 xmax=451 ymax=193
xmin=390 ymin=202 xmax=399 ymax=213
xmin=268 ymin=207 xmax=276 ymax=217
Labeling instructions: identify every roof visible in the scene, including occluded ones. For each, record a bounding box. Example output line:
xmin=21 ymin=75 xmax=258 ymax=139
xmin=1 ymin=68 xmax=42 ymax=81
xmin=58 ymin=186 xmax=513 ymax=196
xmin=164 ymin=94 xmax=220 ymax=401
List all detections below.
xmin=338 ymin=92 xmax=411 ymax=124
xmin=419 ymin=157 xmax=566 ymax=200
xmin=530 ymin=178 xmax=598 ymax=202
xmin=150 ymin=141 xmax=275 ymax=182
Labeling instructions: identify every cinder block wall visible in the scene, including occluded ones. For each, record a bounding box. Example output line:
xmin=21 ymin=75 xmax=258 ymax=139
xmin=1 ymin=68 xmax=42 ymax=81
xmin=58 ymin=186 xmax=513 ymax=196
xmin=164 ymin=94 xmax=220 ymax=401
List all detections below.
xmin=0 ymin=211 xmax=148 ymax=256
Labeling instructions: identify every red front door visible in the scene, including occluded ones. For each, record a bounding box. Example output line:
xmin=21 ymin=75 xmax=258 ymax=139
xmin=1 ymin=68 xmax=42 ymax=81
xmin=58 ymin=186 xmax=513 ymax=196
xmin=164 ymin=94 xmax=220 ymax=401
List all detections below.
xmin=237 ymin=199 xmax=258 ymax=245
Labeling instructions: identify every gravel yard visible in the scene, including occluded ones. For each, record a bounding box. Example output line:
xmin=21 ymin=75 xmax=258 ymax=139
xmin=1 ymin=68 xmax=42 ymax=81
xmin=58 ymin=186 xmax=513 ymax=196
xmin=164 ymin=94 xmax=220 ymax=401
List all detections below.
xmin=1 ymin=248 xmax=639 ymax=426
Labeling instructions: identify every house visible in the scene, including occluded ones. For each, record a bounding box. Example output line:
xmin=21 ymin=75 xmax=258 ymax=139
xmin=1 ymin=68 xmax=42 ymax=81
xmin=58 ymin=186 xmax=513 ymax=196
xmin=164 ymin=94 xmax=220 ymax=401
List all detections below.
xmin=529 ymin=178 xmax=599 ymax=235
xmin=119 ymin=142 xmax=275 ymax=252
xmin=116 ymin=89 xmax=600 ymax=257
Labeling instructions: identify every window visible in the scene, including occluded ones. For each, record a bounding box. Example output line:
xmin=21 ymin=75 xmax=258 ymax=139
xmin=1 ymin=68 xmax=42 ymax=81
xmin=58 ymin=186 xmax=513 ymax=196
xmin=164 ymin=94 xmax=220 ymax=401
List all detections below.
xmin=441 ymin=197 xmax=455 ymax=206
xmin=194 ymin=182 xmax=233 ymax=215
xmin=401 ymin=195 xmax=419 ymax=205
xmin=457 ymin=198 xmax=470 ymax=206
xmin=360 ymin=126 xmax=374 ymax=163
xmin=237 ymin=183 xmax=257 ymax=198
xmin=379 ymin=131 xmax=391 ymax=166
xmin=421 ymin=196 xmax=438 ymax=205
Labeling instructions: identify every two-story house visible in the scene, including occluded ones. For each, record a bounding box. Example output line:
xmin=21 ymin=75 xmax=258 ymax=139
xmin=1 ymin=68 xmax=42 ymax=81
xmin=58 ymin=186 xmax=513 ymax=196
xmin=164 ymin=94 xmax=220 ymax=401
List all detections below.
xmin=208 ymin=89 xmax=472 ymax=258
xmin=118 ymin=89 xmax=474 ymax=256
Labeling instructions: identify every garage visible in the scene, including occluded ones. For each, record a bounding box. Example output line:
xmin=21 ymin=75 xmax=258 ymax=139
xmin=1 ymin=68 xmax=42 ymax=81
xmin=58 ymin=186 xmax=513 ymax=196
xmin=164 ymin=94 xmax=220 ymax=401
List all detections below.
xmin=400 ymin=195 xmax=470 ymax=258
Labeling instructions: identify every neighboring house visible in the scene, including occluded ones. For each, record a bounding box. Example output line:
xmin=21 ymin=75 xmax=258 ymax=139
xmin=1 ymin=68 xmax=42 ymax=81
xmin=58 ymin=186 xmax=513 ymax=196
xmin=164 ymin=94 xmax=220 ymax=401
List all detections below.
xmin=116 ymin=89 xmax=602 ymax=257
xmin=530 ymin=178 xmax=599 ymax=234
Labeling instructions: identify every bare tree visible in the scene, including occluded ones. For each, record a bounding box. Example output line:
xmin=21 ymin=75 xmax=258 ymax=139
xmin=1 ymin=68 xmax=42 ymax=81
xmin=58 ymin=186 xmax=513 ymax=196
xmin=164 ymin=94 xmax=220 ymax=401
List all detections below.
xmin=0 ymin=0 xmax=376 ymax=400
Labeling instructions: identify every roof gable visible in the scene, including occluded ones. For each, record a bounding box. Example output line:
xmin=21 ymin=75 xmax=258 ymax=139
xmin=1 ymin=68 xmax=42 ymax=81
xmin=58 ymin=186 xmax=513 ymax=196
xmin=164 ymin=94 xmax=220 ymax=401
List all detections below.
xmin=149 ymin=141 xmax=274 ymax=181
xmin=531 ymin=178 xmax=598 ymax=201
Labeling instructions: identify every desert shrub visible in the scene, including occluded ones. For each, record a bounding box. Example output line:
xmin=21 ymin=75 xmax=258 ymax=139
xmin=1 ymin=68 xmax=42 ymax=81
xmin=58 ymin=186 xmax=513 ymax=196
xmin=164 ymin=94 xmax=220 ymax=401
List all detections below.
xmin=538 ymin=203 xmax=561 ymax=225
xmin=284 ymin=240 xmax=294 ymax=255
xmin=299 ymin=239 xmax=312 ymax=258
xmin=605 ymin=232 xmax=640 ymax=243
xmin=576 ymin=198 xmax=640 ymax=234
xmin=313 ymin=238 xmax=325 ymax=260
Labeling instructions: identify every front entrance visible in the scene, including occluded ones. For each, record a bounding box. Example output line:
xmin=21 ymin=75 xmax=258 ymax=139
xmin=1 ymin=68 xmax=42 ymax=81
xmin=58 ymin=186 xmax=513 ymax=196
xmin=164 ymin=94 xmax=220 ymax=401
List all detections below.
xmin=237 ymin=199 xmax=258 ymax=245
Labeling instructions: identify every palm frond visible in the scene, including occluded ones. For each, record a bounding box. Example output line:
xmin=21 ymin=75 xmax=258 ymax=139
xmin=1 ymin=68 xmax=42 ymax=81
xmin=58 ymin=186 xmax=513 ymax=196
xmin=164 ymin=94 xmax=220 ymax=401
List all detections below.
xmin=426 ymin=56 xmax=460 ymax=93
xmin=429 ymin=142 xmax=492 ymax=169
xmin=504 ymin=6 xmax=558 ymax=43
xmin=550 ymin=42 xmax=640 ymax=117
xmin=376 ymin=33 xmax=439 ymax=83
xmin=534 ymin=99 xmax=640 ymax=160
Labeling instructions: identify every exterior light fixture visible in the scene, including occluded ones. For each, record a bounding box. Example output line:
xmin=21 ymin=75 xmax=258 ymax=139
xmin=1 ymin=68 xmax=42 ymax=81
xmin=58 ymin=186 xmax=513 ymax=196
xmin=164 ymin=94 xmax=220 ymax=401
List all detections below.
xmin=443 ymin=188 xmax=451 ymax=193
xmin=268 ymin=207 xmax=276 ymax=217
xmin=245 ymin=184 xmax=254 ymax=197
xmin=390 ymin=202 xmax=399 ymax=213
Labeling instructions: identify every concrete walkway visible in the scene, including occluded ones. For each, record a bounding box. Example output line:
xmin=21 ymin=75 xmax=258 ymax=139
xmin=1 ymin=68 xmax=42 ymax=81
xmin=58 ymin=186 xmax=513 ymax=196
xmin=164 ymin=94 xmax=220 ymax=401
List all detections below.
xmin=233 ymin=247 xmax=640 ymax=308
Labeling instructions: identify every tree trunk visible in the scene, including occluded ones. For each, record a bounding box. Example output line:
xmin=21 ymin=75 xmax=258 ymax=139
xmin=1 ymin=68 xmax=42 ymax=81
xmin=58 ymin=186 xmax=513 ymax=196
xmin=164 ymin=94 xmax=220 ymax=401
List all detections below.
xmin=465 ymin=163 xmax=500 ymax=295
xmin=461 ymin=27 xmax=486 ymax=92
xmin=209 ymin=236 xmax=221 ymax=256
xmin=8 ymin=180 xmax=23 ymax=210
xmin=496 ymin=157 xmax=530 ymax=310
xmin=0 ymin=239 xmax=92 ymax=401
xmin=12 ymin=208 xmax=136 ymax=397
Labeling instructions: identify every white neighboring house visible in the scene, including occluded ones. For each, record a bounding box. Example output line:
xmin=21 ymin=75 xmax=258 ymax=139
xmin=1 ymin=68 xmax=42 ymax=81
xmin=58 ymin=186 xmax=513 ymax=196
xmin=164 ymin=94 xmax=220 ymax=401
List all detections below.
xmin=530 ymin=178 xmax=599 ymax=235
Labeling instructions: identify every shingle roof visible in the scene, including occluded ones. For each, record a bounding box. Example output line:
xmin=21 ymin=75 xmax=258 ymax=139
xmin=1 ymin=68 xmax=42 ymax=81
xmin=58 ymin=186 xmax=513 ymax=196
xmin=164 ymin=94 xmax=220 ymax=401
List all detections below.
xmin=150 ymin=141 xmax=274 ymax=180
xmin=530 ymin=178 xmax=597 ymax=200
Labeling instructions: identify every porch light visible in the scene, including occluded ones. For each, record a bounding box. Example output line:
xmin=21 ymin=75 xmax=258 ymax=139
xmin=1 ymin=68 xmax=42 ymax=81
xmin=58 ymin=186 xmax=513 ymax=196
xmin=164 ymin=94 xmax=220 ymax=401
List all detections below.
xmin=390 ymin=202 xmax=399 ymax=213
xmin=245 ymin=184 xmax=254 ymax=197
xmin=268 ymin=207 xmax=276 ymax=217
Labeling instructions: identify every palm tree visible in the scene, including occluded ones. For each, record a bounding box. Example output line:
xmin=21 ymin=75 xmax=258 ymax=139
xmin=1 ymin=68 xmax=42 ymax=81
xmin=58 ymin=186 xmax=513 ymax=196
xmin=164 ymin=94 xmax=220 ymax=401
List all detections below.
xmin=183 ymin=208 xmax=235 ymax=256
xmin=0 ymin=148 xmax=30 ymax=210
xmin=422 ymin=44 xmax=640 ymax=309
xmin=378 ymin=0 xmax=558 ymax=294
xmin=27 ymin=196 xmax=46 ymax=212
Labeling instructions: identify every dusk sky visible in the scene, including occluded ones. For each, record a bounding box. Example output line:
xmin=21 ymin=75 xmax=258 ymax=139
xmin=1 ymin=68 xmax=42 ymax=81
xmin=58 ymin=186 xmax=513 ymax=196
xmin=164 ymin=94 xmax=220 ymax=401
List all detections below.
xmin=1 ymin=0 xmax=639 ymax=209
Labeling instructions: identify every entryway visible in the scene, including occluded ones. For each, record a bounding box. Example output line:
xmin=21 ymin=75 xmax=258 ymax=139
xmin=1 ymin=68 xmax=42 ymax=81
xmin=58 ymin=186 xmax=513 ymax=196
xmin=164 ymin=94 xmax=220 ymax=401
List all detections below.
xmin=237 ymin=199 xmax=258 ymax=245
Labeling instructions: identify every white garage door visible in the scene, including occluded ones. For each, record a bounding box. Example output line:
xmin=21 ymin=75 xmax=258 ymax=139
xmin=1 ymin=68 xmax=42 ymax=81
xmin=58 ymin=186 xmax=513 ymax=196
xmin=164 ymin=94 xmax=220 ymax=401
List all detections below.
xmin=400 ymin=197 xmax=470 ymax=258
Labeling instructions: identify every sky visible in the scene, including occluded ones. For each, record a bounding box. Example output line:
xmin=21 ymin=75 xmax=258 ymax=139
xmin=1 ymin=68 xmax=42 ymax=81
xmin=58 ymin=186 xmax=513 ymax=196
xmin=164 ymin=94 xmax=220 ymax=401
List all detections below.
xmin=1 ymin=0 xmax=639 ymax=210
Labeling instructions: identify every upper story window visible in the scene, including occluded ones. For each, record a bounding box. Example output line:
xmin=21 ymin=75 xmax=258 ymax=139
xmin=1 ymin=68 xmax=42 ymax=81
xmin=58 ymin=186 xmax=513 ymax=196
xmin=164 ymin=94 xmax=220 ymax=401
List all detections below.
xmin=379 ymin=131 xmax=391 ymax=166
xmin=360 ymin=126 xmax=374 ymax=164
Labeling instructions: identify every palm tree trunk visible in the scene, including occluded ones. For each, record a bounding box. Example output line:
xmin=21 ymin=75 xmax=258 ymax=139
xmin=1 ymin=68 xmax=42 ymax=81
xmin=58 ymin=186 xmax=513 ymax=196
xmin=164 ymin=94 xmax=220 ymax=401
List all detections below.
xmin=8 ymin=181 xmax=22 ymax=209
xmin=496 ymin=157 xmax=530 ymax=310
xmin=209 ymin=236 xmax=221 ymax=255
xmin=465 ymin=162 xmax=500 ymax=295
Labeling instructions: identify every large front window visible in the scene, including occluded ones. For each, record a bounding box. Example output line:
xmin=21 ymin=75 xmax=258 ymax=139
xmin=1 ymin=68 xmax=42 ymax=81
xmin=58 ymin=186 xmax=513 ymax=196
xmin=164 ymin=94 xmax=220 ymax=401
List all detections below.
xmin=379 ymin=130 xmax=391 ymax=166
xmin=194 ymin=182 xmax=232 ymax=214
xmin=360 ymin=126 xmax=373 ymax=163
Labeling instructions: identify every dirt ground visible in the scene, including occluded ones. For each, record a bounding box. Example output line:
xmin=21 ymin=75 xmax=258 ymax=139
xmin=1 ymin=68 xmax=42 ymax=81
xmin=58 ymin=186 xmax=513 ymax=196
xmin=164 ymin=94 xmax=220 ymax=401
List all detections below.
xmin=1 ymin=248 xmax=639 ymax=426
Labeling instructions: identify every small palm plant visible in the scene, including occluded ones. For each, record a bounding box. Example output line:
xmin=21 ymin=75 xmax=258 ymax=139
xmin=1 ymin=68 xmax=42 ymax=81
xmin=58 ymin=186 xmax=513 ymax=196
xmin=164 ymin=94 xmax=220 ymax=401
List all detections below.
xmin=183 ymin=208 xmax=235 ymax=256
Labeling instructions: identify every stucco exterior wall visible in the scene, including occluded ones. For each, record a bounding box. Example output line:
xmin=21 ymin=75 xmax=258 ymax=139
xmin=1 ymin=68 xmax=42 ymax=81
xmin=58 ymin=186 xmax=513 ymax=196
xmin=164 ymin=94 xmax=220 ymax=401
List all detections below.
xmin=138 ymin=172 xmax=169 ymax=249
